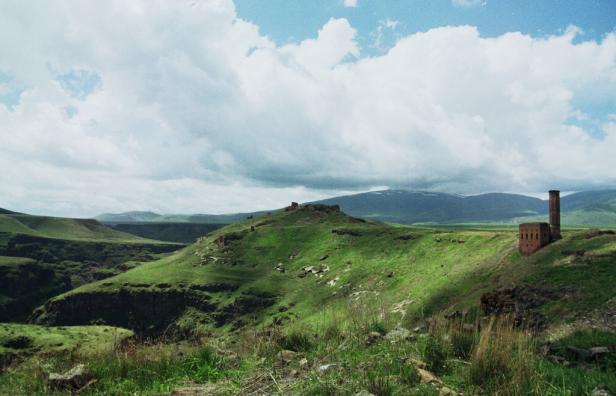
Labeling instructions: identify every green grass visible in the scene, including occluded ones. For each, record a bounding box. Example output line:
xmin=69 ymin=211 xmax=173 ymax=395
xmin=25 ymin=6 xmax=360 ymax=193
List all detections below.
xmin=42 ymin=205 xmax=616 ymax=338
xmin=0 ymin=214 xmax=167 ymax=244
xmin=3 ymin=205 xmax=616 ymax=394
xmin=0 ymin=323 xmax=132 ymax=357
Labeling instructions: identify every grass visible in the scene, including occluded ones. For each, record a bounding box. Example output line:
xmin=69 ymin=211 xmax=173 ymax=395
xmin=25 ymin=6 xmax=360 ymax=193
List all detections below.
xmin=3 ymin=205 xmax=616 ymax=394
xmin=0 ymin=323 xmax=133 ymax=366
xmin=0 ymin=214 xmax=170 ymax=244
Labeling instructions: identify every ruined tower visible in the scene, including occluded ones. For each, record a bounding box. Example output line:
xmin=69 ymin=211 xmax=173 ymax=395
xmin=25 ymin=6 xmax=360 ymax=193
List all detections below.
xmin=518 ymin=189 xmax=561 ymax=256
xmin=549 ymin=190 xmax=561 ymax=241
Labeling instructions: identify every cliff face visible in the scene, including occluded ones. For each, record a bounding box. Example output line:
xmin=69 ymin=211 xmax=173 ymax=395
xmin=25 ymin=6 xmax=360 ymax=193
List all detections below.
xmin=0 ymin=260 xmax=71 ymax=321
xmin=32 ymin=287 xmax=277 ymax=337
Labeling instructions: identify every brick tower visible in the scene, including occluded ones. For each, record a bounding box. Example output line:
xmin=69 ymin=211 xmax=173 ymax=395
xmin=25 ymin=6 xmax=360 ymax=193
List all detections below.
xmin=549 ymin=190 xmax=561 ymax=241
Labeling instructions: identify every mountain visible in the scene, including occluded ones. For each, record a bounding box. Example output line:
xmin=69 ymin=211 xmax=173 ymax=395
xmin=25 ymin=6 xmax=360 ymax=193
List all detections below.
xmin=314 ymin=190 xmax=546 ymax=224
xmin=95 ymin=189 xmax=616 ymax=228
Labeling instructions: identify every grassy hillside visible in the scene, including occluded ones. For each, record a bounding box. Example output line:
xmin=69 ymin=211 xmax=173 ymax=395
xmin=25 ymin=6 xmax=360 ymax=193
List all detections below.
xmin=0 ymin=213 xmax=160 ymax=243
xmin=0 ymin=323 xmax=132 ymax=369
xmin=37 ymin=204 xmax=616 ymax=336
xmin=0 ymin=212 xmax=184 ymax=322
xmin=7 ymin=205 xmax=616 ymax=394
xmin=96 ymin=211 xmax=265 ymax=225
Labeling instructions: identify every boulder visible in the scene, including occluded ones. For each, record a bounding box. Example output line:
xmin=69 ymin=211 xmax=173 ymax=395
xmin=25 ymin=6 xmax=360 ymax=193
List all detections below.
xmin=171 ymin=384 xmax=220 ymax=395
xmin=277 ymin=349 xmax=297 ymax=363
xmin=48 ymin=364 xmax=94 ymax=391
xmin=417 ymin=368 xmax=439 ymax=384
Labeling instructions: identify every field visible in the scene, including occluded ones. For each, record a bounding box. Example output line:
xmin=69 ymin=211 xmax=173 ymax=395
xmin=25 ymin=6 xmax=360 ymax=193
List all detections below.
xmin=2 ymin=205 xmax=616 ymax=394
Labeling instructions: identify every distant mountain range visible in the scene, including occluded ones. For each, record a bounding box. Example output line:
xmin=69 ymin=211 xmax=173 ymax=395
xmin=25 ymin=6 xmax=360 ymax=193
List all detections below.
xmin=93 ymin=189 xmax=616 ymax=227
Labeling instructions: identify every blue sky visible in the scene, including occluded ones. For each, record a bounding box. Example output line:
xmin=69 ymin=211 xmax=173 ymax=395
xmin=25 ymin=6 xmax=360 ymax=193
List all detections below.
xmin=235 ymin=0 xmax=616 ymax=53
xmin=1 ymin=1 xmax=616 ymax=217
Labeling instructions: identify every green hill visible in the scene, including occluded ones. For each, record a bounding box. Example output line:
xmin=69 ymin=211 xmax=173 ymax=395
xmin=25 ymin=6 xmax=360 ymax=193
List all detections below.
xmin=0 ymin=213 xmax=159 ymax=243
xmin=0 ymin=212 xmax=183 ymax=322
xmin=35 ymin=204 xmax=616 ymax=337
xmin=96 ymin=211 xmax=264 ymax=225
xmin=11 ymin=205 xmax=616 ymax=394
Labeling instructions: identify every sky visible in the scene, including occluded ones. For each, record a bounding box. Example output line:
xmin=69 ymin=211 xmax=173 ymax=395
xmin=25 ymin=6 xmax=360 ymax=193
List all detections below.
xmin=1 ymin=0 xmax=615 ymax=217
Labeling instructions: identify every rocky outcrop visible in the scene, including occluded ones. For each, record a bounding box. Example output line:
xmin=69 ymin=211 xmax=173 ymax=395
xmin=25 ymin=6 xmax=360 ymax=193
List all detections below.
xmin=33 ymin=287 xmax=277 ymax=337
xmin=480 ymin=285 xmax=568 ymax=331
xmin=32 ymin=288 xmax=217 ymax=336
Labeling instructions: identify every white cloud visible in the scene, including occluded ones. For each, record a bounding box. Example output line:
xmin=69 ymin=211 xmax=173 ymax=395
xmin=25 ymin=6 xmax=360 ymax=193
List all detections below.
xmin=343 ymin=0 xmax=358 ymax=7
xmin=452 ymin=0 xmax=486 ymax=8
xmin=0 ymin=1 xmax=615 ymax=217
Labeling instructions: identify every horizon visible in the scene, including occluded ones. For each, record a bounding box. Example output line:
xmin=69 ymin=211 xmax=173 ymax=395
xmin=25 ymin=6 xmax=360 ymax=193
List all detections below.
xmin=1 ymin=1 xmax=616 ymax=217
xmin=5 ymin=188 xmax=606 ymax=219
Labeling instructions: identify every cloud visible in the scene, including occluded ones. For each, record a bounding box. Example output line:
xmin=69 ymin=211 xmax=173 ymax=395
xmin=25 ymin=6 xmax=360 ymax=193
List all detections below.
xmin=0 ymin=1 xmax=615 ymax=216
xmin=452 ymin=0 xmax=486 ymax=8
xmin=343 ymin=0 xmax=358 ymax=8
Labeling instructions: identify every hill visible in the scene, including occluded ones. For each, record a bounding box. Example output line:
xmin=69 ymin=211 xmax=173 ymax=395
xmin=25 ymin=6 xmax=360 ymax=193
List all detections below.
xmin=96 ymin=211 xmax=263 ymax=225
xmin=13 ymin=205 xmax=616 ymax=394
xmin=35 ymin=204 xmax=616 ymax=336
xmin=0 ymin=211 xmax=183 ymax=322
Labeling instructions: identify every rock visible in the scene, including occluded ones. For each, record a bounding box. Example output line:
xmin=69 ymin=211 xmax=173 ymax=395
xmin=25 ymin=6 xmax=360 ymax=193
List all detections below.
xmin=409 ymin=358 xmax=428 ymax=369
xmin=171 ymin=384 xmax=220 ymax=395
xmin=299 ymin=357 xmax=309 ymax=369
xmin=384 ymin=327 xmax=411 ymax=343
xmin=416 ymin=368 xmax=439 ymax=384
xmin=591 ymin=388 xmax=613 ymax=396
xmin=367 ymin=331 xmax=383 ymax=344
xmin=319 ymin=255 xmax=329 ymax=261
xmin=387 ymin=271 xmax=395 ymax=278
xmin=277 ymin=349 xmax=297 ymax=363
xmin=355 ymin=391 xmax=376 ymax=396
xmin=439 ymin=386 xmax=456 ymax=396
xmin=589 ymin=346 xmax=610 ymax=357
xmin=567 ymin=346 xmax=592 ymax=361
xmin=318 ymin=363 xmax=338 ymax=372
xmin=48 ymin=364 xmax=94 ymax=391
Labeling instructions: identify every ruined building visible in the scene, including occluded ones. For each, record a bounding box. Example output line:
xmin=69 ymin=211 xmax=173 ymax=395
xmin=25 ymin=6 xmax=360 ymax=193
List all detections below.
xmin=518 ymin=190 xmax=561 ymax=256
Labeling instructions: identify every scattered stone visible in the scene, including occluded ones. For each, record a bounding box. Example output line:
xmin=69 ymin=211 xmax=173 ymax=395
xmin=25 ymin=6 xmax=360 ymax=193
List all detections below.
xmin=566 ymin=346 xmax=592 ymax=361
xmin=416 ymin=368 xmax=439 ymax=384
xmin=277 ymin=350 xmax=297 ymax=364
xmin=319 ymin=255 xmax=329 ymax=261
xmin=384 ymin=327 xmax=411 ymax=343
xmin=591 ymin=388 xmax=613 ymax=396
xmin=48 ymin=364 xmax=94 ymax=391
xmin=439 ymin=386 xmax=456 ymax=395
xmin=367 ymin=331 xmax=383 ymax=345
xmin=299 ymin=358 xmax=309 ymax=369
xmin=387 ymin=271 xmax=395 ymax=278
xmin=355 ymin=391 xmax=376 ymax=396
xmin=409 ymin=358 xmax=428 ymax=370
xmin=589 ymin=346 xmax=610 ymax=357
xmin=332 ymin=229 xmax=362 ymax=237
xmin=396 ymin=234 xmax=416 ymax=241
xmin=318 ymin=363 xmax=338 ymax=372
xmin=171 ymin=384 xmax=220 ymax=395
